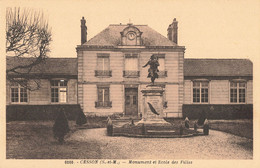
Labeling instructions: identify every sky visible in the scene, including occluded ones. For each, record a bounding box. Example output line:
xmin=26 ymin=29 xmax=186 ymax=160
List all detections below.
xmin=1 ymin=0 xmax=260 ymax=61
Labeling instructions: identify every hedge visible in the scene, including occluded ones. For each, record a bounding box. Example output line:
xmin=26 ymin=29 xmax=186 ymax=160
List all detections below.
xmin=183 ymin=104 xmax=253 ymax=120
xmin=6 ymin=104 xmax=82 ymax=121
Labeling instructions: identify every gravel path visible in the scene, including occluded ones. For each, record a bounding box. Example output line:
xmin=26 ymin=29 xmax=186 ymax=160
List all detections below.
xmin=67 ymin=128 xmax=253 ymax=159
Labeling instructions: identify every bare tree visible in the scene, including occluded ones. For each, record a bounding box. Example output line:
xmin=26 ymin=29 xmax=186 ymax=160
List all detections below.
xmin=6 ymin=7 xmax=52 ymax=90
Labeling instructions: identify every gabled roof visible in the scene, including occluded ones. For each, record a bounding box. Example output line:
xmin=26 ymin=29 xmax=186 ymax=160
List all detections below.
xmin=84 ymin=24 xmax=177 ymax=47
xmin=6 ymin=57 xmax=77 ymax=76
xmin=6 ymin=57 xmax=253 ymax=78
xmin=184 ymin=59 xmax=253 ymax=77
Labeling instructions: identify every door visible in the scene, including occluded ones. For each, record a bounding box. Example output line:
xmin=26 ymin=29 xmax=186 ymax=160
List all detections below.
xmin=125 ymin=88 xmax=138 ymax=116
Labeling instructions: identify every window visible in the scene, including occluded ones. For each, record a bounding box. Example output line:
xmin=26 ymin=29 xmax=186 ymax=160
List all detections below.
xmin=51 ymin=80 xmax=67 ymax=103
xmin=124 ymin=53 xmax=139 ymax=77
xmin=230 ymin=81 xmax=246 ymax=103
xmin=10 ymin=83 xmax=28 ymax=103
xmin=95 ymin=86 xmax=112 ymax=108
xmin=155 ymin=54 xmax=167 ymax=77
xmin=193 ymin=81 xmax=209 ymax=103
xmin=95 ymin=53 xmax=111 ymax=77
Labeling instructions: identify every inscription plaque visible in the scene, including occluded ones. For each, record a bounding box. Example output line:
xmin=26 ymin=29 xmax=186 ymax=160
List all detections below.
xmin=137 ymin=85 xmax=171 ymax=126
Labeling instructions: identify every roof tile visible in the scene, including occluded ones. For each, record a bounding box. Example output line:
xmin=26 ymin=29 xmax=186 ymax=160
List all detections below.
xmin=184 ymin=59 xmax=252 ymax=77
xmin=6 ymin=57 xmax=253 ymax=77
xmin=85 ymin=25 xmax=177 ymax=46
xmin=6 ymin=57 xmax=77 ymax=76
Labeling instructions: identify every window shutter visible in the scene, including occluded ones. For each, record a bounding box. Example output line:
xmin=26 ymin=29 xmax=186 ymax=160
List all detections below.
xmin=125 ymin=58 xmax=138 ymax=71
xmin=98 ymin=88 xmax=103 ymax=102
xmin=158 ymin=58 xmax=165 ymax=71
xmin=104 ymin=58 xmax=110 ymax=70
xmin=97 ymin=58 xmax=103 ymax=70
xmin=104 ymin=88 xmax=109 ymax=102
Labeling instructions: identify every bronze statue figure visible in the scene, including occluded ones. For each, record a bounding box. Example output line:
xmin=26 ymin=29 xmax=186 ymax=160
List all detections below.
xmin=143 ymin=55 xmax=160 ymax=84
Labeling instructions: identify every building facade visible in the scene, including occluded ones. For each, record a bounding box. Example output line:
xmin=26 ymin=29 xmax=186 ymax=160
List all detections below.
xmin=6 ymin=57 xmax=80 ymax=120
xmin=183 ymin=59 xmax=253 ymax=119
xmin=76 ymin=18 xmax=185 ymax=118
xmin=6 ymin=17 xmax=253 ymax=119
xmin=76 ymin=17 xmax=253 ymax=118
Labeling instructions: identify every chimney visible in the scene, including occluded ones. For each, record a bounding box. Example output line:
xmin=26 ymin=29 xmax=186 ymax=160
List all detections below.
xmin=167 ymin=18 xmax=178 ymax=44
xmin=81 ymin=17 xmax=87 ymax=44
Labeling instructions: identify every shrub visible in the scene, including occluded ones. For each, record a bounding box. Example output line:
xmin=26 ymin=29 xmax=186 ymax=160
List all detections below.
xmin=194 ymin=121 xmax=198 ymax=131
xmin=184 ymin=117 xmax=190 ymax=128
xmin=203 ymin=124 xmax=209 ymax=135
xmin=180 ymin=125 xmax=183 ymax=135
xmin=197 ymin=110 xmax=207 ymax=126
xmin=76 ymin=110 xmax=87 ymax=126
xmin=53 ymin=108 xmax=70 ymax=144
xmin=141 ymin=124 xmax=146 ymax=135
xmin=107 ymin=117 xmax=113 ymax=136
xmin=203 ymin=119 xmax=209 ymax=135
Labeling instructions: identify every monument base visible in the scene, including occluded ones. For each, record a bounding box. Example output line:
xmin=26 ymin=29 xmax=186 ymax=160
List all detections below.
xmin=137 ymin=84 xmax=173 ymax=127
xmin=136 ymin=118 xmax=172 ymax=127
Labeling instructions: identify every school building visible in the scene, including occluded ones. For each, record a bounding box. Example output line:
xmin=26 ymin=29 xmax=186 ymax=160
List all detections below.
xmin=6 ymin=18 xmax=253 ymax=120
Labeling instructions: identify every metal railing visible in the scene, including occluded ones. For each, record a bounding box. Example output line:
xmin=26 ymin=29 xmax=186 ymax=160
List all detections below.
xmin=95 ymin=101 xmax=112 ymax=108
xmin=123 ymin=71 xmax=140 ymax=77
xmin=95 ymin=70 xmax=112 ymax=77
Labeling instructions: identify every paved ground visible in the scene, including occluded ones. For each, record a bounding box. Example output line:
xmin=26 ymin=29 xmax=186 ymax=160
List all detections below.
xmin=67 ymin=128 xmax=253 ymax=159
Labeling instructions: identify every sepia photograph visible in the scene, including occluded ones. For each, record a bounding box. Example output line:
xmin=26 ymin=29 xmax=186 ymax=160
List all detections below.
xmin=1 ymin=0 xmax=260 ymax=167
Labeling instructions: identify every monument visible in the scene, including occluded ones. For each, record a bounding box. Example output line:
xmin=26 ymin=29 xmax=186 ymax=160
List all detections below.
xmin=136 ymin=85 xmax=172 ymax=126
xmin=137 ymin=55 xmax=172 ymax=126
xmin=142 ymin=55 xmax=159 ymax=84
xmin=111 ymin=55 xmax=202 ymax=137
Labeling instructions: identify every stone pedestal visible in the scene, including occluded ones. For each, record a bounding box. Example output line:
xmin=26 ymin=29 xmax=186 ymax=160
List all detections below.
xmin=136 ymin=85 xmax=171 ymax=126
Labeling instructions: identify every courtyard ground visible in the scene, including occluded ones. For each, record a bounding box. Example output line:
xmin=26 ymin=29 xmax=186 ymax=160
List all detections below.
xmin=6 ymin=120 xmax=253 ymax=159
xmin=209 ymin=119 xmax=253 ymax=139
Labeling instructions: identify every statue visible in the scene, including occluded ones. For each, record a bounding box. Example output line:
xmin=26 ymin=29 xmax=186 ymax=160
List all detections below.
xmin=142 ymin=55 xmax=160 ymax=84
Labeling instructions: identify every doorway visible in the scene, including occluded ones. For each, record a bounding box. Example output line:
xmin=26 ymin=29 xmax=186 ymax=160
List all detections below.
xmin=125 ymin=88 xmax=138 ymax=116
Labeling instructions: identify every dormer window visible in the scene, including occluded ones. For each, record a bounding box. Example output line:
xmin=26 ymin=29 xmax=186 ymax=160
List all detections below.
xmin=120 ymin=26 xmax=142 ymax=46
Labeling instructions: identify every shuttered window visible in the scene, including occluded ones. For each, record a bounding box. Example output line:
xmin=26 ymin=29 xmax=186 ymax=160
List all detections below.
xmin=125 ymin=57 xmax=138 ymax=71
xmin=124 ymin=53 xmax=139 ymax=77
xmin=95 ymin=54 xmax=111 ymax=77
xmin=97 ymin=57 xmax=110 ymax=70
xmin=96 ymin=86 xmax=112 ymax=107
xmin=155 ymin=54 xmax=167 ymax=77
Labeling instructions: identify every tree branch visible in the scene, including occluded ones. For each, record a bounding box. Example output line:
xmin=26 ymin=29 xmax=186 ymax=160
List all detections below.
xmin=6 ymin=7 xmax=52 ymax=91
